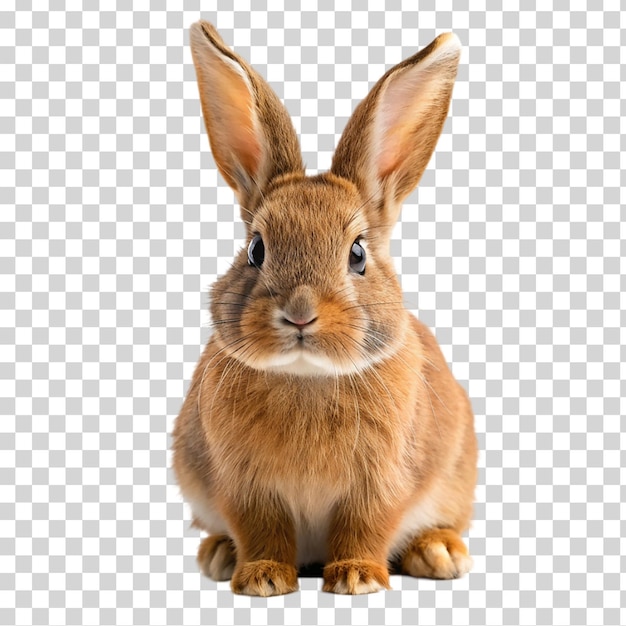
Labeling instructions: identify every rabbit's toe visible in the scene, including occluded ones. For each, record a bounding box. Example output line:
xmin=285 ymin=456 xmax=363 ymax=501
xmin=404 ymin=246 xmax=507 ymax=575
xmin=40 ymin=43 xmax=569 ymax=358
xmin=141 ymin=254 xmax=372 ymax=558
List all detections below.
xmin=401 ymin=528 xmax=473 ymax=579
xmin=323 ymin=559 xmax=390 ymax=594
xmin=197 ymin=534 xmax=236 ymax=581
xmin=231 ymin=560 xmax=299 ymax=597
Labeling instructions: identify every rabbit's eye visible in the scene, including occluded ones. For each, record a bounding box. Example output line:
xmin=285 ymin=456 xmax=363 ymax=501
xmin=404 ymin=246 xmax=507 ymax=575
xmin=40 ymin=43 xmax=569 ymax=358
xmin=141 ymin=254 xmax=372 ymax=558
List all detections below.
xmin=349 ymin=240 xmax=366 ymax=275
xmin=247 ymin=234 xmax=265 ymax=268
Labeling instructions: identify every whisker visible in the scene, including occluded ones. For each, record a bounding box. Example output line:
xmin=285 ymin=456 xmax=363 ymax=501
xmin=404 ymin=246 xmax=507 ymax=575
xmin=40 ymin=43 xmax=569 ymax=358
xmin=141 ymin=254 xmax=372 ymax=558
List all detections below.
xmin=338 ymin=331 xmax=397 ymax=407
xmin=358 ymin=222 xmax=395 ymax=234
xmin=196 ymin=335 xmax=250 ymax=414
xmin=335 ymin=323 xmax=447 ymax=443
xmin=342 ymin=323 xmax=390 ymax=343
xmin=341 ymin=301 xmax=405 ymax=313
xmin=344 ymin=189 xmax=379 ymax=230
xmin=421 ymin=374 xmax=443 ymax=441
xmin=210 ymin=352 xmax=246 ymax=417
xmin=328 ymin=284 xmax=354 ymax=300
xmin=211 ymin=302 xmax=248 ymax=308
xmin=219 ymin=290 xmax=255 ymax=300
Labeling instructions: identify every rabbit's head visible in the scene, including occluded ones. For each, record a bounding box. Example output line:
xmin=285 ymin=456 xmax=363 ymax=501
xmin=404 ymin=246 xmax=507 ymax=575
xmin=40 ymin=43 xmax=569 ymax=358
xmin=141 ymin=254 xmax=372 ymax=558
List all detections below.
xmin=190 ymin=22 xmax=461 ymax=376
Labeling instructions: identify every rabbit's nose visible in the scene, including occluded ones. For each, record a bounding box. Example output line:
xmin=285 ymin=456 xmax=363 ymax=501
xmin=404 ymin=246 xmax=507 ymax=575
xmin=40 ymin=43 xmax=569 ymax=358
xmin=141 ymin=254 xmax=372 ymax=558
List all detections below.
xmin=282 ymin=285 xmax=318 ymax=329
xmin=282 ymin=313 xmax=318 ymax=330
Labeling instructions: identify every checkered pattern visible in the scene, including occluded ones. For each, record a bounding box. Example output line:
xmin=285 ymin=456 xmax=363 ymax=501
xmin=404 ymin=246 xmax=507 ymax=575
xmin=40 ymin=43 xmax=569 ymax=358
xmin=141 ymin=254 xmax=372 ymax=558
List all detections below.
xmin=1 ymin=2 xmax=624 ymax=625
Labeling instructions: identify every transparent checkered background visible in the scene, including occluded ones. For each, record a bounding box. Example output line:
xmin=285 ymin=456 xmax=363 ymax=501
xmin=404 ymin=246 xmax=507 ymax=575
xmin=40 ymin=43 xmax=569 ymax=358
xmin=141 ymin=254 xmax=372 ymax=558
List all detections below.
xmin=1 ymin=1 xmax=624 ymax=625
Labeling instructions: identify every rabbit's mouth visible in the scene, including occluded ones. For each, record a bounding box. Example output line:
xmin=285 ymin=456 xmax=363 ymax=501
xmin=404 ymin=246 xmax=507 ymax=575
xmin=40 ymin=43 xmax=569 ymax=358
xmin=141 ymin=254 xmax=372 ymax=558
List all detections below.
xmin=253 ymin=321 xmax=357 ymax=375
xmin=251 ymin=331 xmax=384 ymax=376
xmin=261 ymin=312 xmax=367 ymax=376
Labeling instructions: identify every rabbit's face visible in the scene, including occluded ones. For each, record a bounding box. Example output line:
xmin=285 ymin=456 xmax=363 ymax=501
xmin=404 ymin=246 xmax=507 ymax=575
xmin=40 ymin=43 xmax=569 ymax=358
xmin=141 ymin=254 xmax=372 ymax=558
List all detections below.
xmin=209 ymin=174 xmax=407 ymax=376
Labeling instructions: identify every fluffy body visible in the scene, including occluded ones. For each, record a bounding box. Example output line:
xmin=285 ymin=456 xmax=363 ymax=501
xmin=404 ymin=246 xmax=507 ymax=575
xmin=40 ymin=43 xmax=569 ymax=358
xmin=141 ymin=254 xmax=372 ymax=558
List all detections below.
xmin=173 ymin=310 xmax=476 ymax=562
xmin=172 ymin=21 xmax=478 ymax=596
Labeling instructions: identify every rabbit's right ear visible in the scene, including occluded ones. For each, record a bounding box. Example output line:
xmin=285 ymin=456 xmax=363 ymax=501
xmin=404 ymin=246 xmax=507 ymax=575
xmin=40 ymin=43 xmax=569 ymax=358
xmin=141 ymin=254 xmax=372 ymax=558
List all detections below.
xmin=190 ymin=22 xmax=304 ymax=217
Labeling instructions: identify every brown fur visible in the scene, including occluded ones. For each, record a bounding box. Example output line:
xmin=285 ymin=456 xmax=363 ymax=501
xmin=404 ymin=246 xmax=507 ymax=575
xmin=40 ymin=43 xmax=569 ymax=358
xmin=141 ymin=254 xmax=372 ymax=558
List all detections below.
xmin=173 ymin=21 xmax=477 ymax=595
xmin=231 ymin=560 xmax=298 ymax=597
xmin=323 ymin=559 xmax=391 ymax=594
xmin=197 ymin=534 xmax=236 ymax=581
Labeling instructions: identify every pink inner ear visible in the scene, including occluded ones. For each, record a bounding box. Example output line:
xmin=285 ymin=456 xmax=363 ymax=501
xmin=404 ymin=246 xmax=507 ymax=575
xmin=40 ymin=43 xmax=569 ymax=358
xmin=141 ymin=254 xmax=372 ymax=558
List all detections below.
xmin=376 ymin=73 xmax=435 ymax=179
xmin=213 ymin=65 xmax=262 ymax=178
xmin=377 ymin=114 xmax=415 ymax=179
xmin=225 ymin=90 xmax=261 ymax=178
xmin=374 ymin=33 xmax=461 ymax=182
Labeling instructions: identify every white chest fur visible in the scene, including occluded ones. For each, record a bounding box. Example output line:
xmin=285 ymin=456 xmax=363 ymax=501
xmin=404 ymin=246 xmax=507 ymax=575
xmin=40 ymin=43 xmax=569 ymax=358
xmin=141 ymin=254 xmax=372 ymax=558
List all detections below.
xmin=277 ymin=478 xmax=340 ymax=566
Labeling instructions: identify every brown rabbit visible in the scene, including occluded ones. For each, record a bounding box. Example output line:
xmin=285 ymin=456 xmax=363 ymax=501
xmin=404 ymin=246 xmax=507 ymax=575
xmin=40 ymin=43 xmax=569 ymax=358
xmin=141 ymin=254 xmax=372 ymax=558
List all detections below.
xmin=172 ymin=20 xmax=477 ymax=596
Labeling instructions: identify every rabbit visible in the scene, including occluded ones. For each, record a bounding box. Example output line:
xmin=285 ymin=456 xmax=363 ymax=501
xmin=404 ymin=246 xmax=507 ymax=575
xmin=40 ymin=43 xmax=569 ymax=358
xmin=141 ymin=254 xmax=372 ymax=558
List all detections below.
xmin=172 ymin=20 xmax=478 ymax=596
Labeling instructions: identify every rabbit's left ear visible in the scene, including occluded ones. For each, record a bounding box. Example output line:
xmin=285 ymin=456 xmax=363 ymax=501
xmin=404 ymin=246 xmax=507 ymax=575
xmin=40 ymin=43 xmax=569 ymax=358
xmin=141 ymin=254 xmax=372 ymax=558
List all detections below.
xmin=331 ymin=33 xmax=461 ymax=224
xmin=190 ymin=21 xmax=304 ymax=217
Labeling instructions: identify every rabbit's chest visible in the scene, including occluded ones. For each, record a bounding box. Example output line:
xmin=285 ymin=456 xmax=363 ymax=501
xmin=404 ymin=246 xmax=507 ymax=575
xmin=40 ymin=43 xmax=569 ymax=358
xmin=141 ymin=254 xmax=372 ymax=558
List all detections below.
xmin=214 ymin=380 xmax=371 ymax=477
xmin=209 ymin=372 xmax=409 ymax=502
xmin=251 ymin=408 xmax=362 ymax=485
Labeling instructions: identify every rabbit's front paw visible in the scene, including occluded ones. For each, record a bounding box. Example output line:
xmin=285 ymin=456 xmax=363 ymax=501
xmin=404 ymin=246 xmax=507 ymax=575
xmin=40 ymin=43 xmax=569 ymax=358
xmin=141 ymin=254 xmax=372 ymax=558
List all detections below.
xmin=197 ymin=534 xmax=236 ymax=581
xmin=231 ymin=560 xmax=299 ymax=597
xmin=323 ymin=559 xmax=390 ymax=594
xmin=401 ymin=528 xmax=473 ymax=579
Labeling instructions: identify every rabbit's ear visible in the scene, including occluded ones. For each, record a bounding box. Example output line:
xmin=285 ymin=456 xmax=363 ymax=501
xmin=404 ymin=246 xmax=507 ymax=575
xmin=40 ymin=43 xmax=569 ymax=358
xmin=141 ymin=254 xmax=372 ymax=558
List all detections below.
xmin=331 ymin=33 xmax=461 ymax=223
xmin=190 ymin=22 xmax=303 ymax=215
